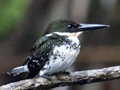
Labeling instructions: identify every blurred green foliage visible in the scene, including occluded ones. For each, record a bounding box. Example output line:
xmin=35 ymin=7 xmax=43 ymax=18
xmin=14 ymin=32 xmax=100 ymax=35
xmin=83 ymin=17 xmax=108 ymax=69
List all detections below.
xmin=0 ymin=0 xmax=31 ymax=37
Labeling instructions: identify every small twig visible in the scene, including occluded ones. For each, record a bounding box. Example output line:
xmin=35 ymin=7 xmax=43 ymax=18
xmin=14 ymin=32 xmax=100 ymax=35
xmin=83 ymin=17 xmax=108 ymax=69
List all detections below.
xmin=1 ymin=65 xmax=120 ymax=90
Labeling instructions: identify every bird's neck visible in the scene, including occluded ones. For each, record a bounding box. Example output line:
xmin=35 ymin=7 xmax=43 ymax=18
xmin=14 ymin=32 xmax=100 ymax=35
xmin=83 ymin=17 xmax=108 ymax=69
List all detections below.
xmin=58 ymin=33 xmax=81 ymax=50
xmin=45 ymin=32 xmax=81 ymax=45
xmin=54 ymin=32 xmax=81 ymax=45
xmin=54 ymin=32 xmax=82 ymax=37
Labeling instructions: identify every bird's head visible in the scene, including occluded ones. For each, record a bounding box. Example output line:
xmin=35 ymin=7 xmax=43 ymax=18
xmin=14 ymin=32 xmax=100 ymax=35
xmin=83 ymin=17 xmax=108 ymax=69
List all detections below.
xmin=44 ymin=19 xmax=109 ymax=37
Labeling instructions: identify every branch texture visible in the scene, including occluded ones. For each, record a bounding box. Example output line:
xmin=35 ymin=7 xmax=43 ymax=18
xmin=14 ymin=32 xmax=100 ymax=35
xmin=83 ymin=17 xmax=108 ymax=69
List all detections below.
xmin=1 ymin=65 xmax=120 ymax=90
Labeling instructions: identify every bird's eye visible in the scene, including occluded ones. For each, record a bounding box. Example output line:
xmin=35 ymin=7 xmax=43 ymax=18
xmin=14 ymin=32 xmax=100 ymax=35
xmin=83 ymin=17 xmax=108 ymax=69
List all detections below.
xmin=68 ymin=24 xmax=73 ymax=29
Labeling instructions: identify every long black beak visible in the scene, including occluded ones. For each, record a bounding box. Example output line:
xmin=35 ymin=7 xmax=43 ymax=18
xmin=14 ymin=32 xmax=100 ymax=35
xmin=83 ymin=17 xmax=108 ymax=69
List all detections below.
xmin=76 ymin=24 xmax=110 ymax=31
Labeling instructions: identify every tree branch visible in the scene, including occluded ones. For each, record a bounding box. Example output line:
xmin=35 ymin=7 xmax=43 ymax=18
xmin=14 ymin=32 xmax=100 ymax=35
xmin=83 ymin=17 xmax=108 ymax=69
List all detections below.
xmin=1 ymin=65 xmax=120 ymax=90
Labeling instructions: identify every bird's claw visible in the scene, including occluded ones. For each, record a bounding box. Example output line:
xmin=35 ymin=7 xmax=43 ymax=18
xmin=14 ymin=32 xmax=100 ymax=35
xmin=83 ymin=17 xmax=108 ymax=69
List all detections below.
xmin=62 ymin=71 xmax=70 ymax=75
xmin=42 ymin=74 xmax=53 ymax=80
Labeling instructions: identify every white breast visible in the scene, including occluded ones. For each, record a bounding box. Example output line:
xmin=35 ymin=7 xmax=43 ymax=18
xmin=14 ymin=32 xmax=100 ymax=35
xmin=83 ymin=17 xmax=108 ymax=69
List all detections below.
xmin=39 ymin=36 xmax=81 ymax=76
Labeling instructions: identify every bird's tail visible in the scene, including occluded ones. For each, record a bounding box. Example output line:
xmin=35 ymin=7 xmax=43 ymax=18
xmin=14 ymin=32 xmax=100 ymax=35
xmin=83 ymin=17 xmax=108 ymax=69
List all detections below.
xmin=7 ymin=65 xmax=29 ymax=76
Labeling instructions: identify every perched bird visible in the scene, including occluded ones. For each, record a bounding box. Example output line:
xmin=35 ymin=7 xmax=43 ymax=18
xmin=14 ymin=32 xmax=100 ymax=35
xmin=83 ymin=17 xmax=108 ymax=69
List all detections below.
xmin=7 ymin=19 xmax=109 ymax=79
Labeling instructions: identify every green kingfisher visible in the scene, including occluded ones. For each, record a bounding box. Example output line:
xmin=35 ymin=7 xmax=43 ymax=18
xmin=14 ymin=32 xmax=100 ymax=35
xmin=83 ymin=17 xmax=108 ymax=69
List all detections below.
xmin=7 ymin=19 xmax=109 ymax=79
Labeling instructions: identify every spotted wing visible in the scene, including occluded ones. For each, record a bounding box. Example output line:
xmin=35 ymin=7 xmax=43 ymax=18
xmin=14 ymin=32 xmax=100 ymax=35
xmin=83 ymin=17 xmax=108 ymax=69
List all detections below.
xmin=23 ymin=34 xmax=62 ymax=79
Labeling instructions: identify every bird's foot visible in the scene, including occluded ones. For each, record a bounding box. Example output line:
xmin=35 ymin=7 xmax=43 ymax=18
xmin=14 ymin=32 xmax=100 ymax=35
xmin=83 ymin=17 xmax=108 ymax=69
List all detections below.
xmin=42 ymin=74 xmax=53 ymax=80
xmin=52 ymin=71 xmax=70 ymax=75
xmin=62 ymin=71 xmax=70 ymax=75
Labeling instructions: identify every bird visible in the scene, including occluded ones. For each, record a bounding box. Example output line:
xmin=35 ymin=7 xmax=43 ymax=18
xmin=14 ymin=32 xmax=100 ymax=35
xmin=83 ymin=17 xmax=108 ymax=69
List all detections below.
xmin=7 ymin=19 xmax=109 ymax=79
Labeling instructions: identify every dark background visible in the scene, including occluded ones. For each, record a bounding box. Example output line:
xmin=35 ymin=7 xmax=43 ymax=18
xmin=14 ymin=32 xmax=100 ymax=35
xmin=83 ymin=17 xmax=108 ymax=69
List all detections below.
xmin=0 ymin=0 xmax=120 ymax=90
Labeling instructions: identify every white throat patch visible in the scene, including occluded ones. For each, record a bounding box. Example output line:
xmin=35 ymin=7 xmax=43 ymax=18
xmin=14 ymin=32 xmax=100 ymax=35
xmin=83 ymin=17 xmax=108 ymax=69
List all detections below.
xmin=54 ymin=32 xmax=83 ymax=37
